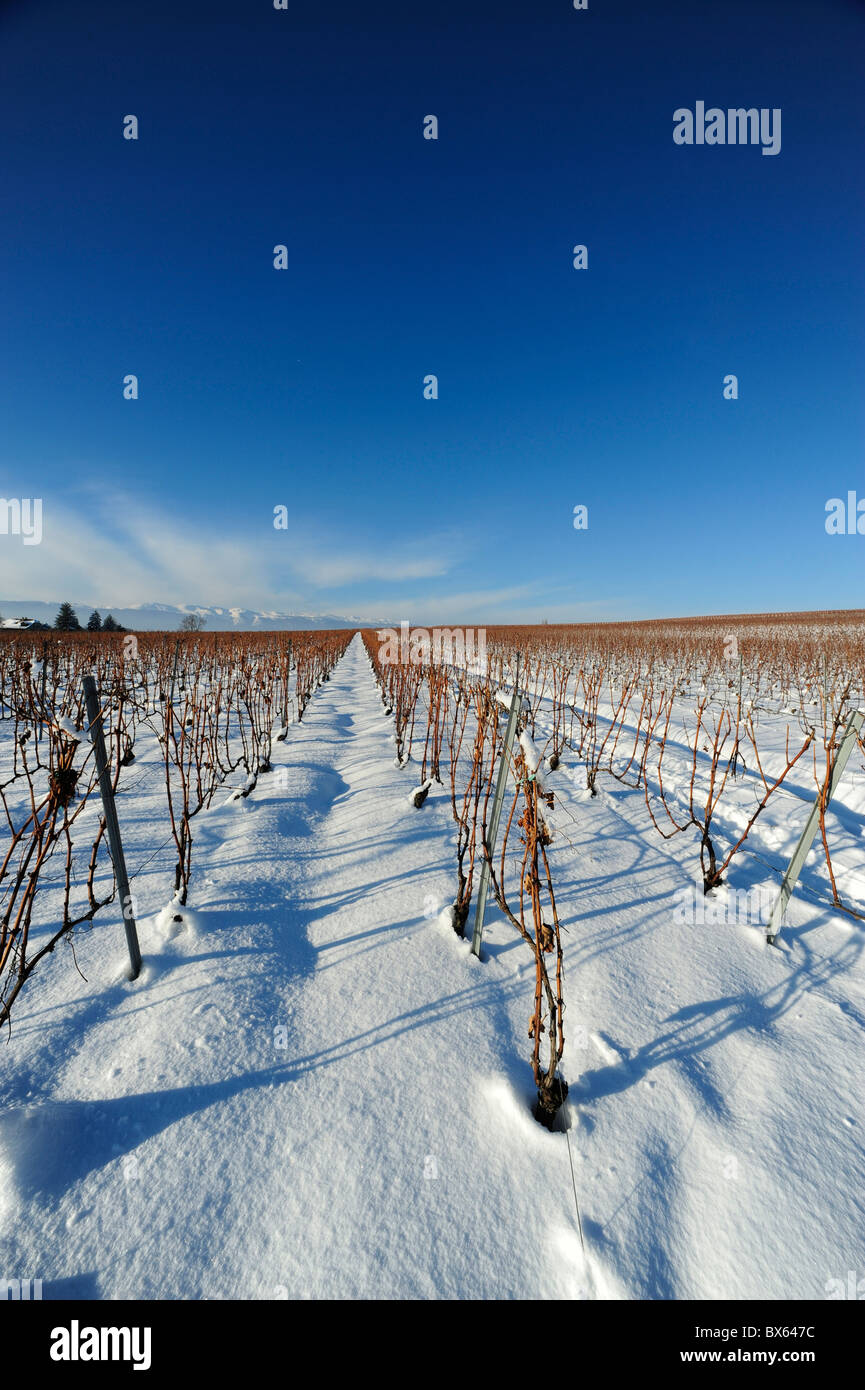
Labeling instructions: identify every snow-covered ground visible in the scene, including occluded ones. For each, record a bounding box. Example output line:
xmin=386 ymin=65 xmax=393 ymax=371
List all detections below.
xmin=1 ymin=634 xmax=863 ymax=1299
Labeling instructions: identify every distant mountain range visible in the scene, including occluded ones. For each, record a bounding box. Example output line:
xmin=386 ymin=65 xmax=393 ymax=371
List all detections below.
xmin=0 ymin=600 xmax=389 ymax=632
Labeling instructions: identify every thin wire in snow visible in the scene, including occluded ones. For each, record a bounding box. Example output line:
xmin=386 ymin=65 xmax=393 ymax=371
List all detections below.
xmin=738 ymin=844 xmax=865 ymax=920
xmin=563 ymin=1100 xmax=587 ymax=1260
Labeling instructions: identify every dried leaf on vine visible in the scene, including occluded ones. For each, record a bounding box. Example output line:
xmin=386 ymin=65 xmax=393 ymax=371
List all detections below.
xmin=538 ymin=921 xmax=556 ymax=953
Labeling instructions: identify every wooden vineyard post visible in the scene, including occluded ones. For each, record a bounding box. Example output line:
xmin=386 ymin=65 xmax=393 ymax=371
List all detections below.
xmin=471 ymin=668 xmax=522 ymax=959
xmin=82 ymin=675 xmax=142 ymax=979
xmin=766 ymin=708 xmax=865 ymax=946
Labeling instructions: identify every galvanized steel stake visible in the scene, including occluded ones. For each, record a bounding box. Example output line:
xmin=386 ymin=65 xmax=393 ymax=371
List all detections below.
xmin=766 ymin=708 xmax=864 ymax=945
xmin=471 ymin=667 xmax=522 ymax=959
xmin=83 ymin=675 xmax=142 ymax=979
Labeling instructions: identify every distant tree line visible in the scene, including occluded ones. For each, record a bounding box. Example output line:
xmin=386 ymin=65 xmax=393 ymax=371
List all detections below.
xmin=54 ymin=602 xmax=125 ymax=632
xmin=1 ymin=603 xmax=206 ymax=634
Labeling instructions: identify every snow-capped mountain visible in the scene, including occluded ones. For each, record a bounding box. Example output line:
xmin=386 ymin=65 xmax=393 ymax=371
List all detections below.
xmin=0 ymin=599 xmax=390 ymax=632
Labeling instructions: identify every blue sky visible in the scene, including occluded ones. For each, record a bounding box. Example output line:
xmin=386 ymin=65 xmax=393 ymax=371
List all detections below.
xmin=0 ymin=0 xmax=863 ymax=623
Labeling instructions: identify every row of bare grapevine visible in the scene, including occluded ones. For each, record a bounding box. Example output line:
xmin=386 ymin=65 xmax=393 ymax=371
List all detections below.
xmin=360 ymin=610 xmax=865 ymax=1122
xmin=362 ymin=631 xmax=569 ymax=1127
xmin=0 ymin=628 xmax=351 ymax=1029
xmin=480 ymin=616 xmax=865 ymax=911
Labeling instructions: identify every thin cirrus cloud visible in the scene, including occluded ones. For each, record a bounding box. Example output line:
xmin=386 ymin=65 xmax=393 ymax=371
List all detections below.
xmin=359 ymin=586 xmax=627 ymax=626
xmin=0 ymin=502 xmax=278 ymax=610
xmin=0 ymin=496 xmax=453 ymax=609
xmin=287 ymin=541 xmax=450 ymax=588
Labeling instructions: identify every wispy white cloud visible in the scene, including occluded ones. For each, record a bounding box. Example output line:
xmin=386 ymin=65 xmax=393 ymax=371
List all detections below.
xmin=291 ymin=549 xmax=448 ymax=587
xmin=0 ymin=492 xmax=622 ymax=624
xmin=0 ymin=494 xmax=455 ymax=609
xmin=356 ymin=585 xmax=625 ymax=626
xmin=0 ymin=500 xmax=278 ymax=609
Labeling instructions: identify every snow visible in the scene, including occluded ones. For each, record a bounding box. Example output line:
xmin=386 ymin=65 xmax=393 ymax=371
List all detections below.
xmin=496 ymin=688 xmax=530 ymax=714
xmin=52 ymin=715 xmax=83 ymax=743
xmin=0 ymin=634 xmax=863 ymax=1299
xmin=518 ymin=729 xmax=546 ymax=789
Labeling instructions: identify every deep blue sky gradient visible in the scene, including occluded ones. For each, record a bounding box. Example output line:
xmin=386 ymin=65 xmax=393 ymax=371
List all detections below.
xmin=1 ymin=0 xmax=863 ymax=621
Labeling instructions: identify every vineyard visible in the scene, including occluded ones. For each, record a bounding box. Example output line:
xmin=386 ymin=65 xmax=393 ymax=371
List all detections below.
xmin=1 ymin=613 xmax=863 ymax=1299
xmin=0 ymin=629 xmax=350 ymax=1028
